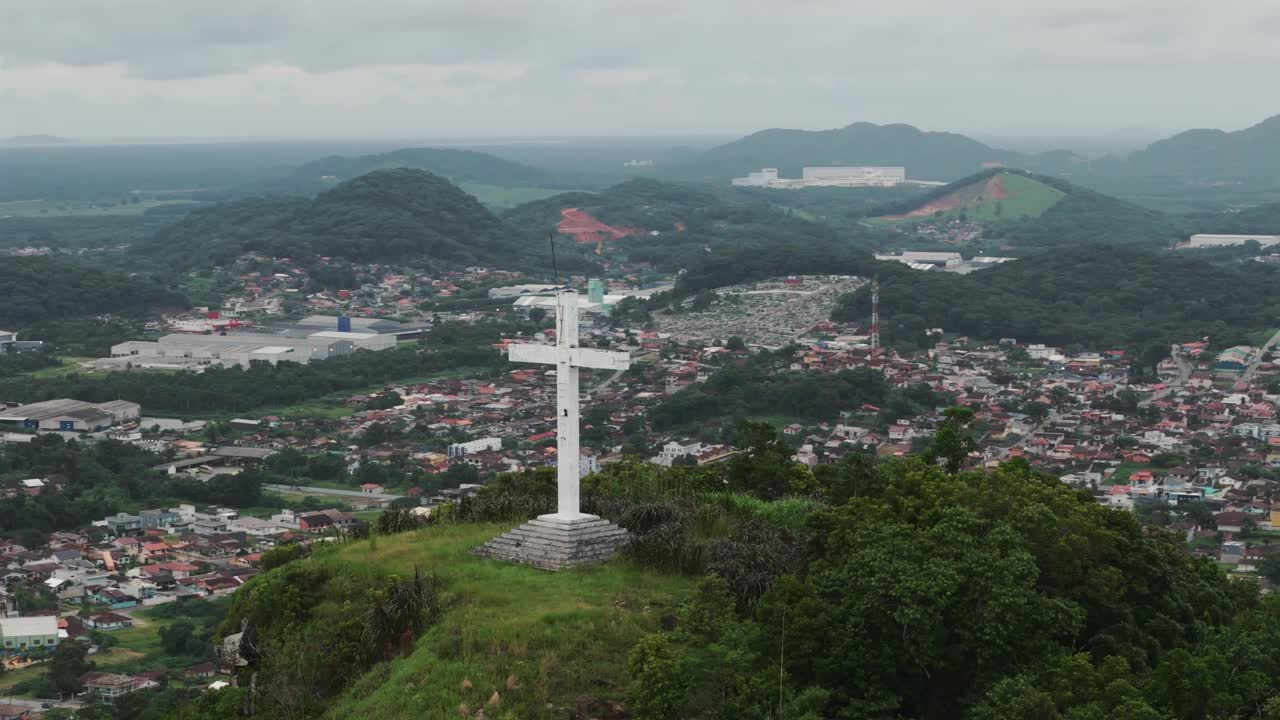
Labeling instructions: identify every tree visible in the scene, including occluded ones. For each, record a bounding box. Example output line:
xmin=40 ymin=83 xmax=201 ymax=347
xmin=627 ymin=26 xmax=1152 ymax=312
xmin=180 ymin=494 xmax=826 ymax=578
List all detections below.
xmin=726 ymin=336 xmax=746 ymax=351
xmin=727 ymin=421 xmax=811 ymax=500
xmin=48 ymin=639 xmax=93 ymax=697
xmin=160 ymin=620 xmax=208 ymax=657
xmin=929 ymin=406 xmax=978 ymax=474
xmin=1259 ymin=554 xmax=1280 ymax=585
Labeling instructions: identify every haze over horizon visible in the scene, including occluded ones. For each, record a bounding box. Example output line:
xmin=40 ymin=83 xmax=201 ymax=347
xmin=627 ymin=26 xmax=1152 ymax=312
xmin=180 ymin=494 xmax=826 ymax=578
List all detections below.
xmin=4 ymin=0 xmax=1279 ymax=141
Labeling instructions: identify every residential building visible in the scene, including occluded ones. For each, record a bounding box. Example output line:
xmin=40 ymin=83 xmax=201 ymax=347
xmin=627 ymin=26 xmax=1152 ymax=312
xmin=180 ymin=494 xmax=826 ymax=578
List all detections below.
xmin=0 ymin=615 xmax=61 ymax=653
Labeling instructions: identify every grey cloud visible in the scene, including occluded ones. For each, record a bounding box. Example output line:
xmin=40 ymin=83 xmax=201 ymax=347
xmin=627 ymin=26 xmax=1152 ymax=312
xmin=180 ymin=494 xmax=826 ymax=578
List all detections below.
xmin=1 ymin=0 xmax=1279 ymax=137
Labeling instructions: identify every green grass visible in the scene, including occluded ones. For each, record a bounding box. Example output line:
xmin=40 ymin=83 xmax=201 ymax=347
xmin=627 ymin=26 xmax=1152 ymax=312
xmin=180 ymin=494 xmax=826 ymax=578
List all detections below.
xmin=0 ymin=199 xmax=200 ymax=218
xmin=459 ymin=183 xmax=567 ymax=211
xmin=971 ymin=173 xmax=1065 ymax=220
xmin=0 ymin=660 xmax=45 ymax=693
xmin=0 ymin=607 xmax=187 ymax=697
xmin=871 ymin=172 xmax=1065 ymax=225
xmin=1106 ymin=462 xmax=1149 ymax=486
xmin=28 ymin=356 xmax=97 ymax=379
xmin=322 ymin=524 xmax=695 ymax=719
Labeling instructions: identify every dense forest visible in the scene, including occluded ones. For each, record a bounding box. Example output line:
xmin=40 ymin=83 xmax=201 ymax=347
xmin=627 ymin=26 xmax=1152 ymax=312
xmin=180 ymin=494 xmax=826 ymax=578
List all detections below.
xmin=130 ymin=169 xmax=574 ymax=272
xmin=0 ymin=256 xmax=187 ymax=328
xmin=160 ymin=423 xmax=1280 ymax=719
xmin=647 ymin=351 xmax=947 ymax=430
xmin=0 ymin=435 xmax=263 ymax=541
xmin=832 ymin=244 xmax=1280 ymax=351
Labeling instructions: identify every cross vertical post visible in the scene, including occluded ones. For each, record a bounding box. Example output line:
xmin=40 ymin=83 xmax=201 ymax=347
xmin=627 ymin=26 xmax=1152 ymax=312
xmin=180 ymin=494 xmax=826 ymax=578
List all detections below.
xmin=507 ymin=290 xmax=631 ymax=522
xmin=554 ymin=290 xmax=582 ymax=518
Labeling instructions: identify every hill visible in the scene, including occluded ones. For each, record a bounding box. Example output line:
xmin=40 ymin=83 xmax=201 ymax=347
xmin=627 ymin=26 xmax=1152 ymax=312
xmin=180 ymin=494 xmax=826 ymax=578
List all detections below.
xmin=1127 ymin=114 xmax=1280 ymax=182
xmin=668 ymin=122 xmax=1083 ymax=182
xmin=832 ymin=244 xmax=1280 ymax=353
xmin=244 ymin=147 xmax=569 ymax=208
xmin=871 ymin=171 xmax=1066 ymax=224
xmin=133 ymin=169 xmax=546 ymax=270
xmin=868 ymin=169 xmax=1184 ymax=249
xmin=505 ymin=178 xmax=878 ymax=281
xmin=160 ymin=451 xmax=1280 ymax=720
xmin=0 ymin=256 xmax=186 ymax=329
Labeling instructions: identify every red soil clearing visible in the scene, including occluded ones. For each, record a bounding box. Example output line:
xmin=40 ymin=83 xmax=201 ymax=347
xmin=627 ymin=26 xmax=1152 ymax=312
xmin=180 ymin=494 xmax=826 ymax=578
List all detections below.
xmin=557 ymin=208 xmax=642 ymax=244
xmin=880 ymin=174 xmax=1009 ymax=220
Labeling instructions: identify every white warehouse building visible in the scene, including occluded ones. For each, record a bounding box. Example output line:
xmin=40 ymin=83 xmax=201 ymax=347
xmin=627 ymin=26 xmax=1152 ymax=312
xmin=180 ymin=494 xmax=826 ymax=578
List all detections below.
xmin=107 ymin=334 xmax=360 ymax=370
xmin=801 ymin=166 xmax=907 ymax=186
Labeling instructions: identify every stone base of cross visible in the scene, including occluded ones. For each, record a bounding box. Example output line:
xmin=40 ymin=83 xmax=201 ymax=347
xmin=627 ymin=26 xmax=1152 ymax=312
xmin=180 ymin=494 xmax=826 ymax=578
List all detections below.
xmin=474 ymin=290 xmax=633 ymax=570
xmin=507 ymin=290 xmax=630 ymax=521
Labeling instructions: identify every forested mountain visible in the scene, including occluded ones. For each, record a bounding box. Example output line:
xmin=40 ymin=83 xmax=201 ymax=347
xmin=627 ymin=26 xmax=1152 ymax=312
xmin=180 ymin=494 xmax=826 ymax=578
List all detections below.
xmin=871 ymin=169 xmax=1185 ymax=248
xmin=504 ymin=178 xmax=877 ymax=277
xmin=0 ymin=256 xmax=186 ymax=328
xmin=666 ymin=122 xmax=1084 ymax=182
xmin=131 ymin=169 xmax=544 ymax=270
xmin=832 ymin=244 xmax=1280 ymax=353
xmin=1125 ymin=114 xmax=1280 ymax=182
xmin=242 ymin=147 xmax=562 ymax=197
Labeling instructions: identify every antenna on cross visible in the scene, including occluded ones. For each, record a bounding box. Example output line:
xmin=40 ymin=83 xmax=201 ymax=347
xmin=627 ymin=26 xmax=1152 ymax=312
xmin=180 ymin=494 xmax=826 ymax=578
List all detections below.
xmin=548 ymin=232 xmax=560 ymax=285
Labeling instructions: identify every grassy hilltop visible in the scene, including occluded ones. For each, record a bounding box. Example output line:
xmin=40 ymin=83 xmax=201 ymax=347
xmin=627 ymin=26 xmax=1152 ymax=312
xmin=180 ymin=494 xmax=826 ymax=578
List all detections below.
xmin=238 ymin=524 xmax=693 ymax=720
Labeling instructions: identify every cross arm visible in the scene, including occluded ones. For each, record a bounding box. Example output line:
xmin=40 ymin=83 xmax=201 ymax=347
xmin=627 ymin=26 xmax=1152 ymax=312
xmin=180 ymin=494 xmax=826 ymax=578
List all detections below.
xmin=508 ymin=343 xmax=558 ymax=365
xmin=571 ymin=347 xmax=631 ymax=371
xmin=508 ymin=343 xmax=631 ymax=371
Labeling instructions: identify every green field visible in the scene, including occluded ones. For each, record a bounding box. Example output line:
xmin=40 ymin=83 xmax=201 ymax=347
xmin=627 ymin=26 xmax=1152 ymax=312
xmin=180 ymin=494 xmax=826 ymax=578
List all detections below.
xmin=459 ymin=183 xmax=566 ymax=210
xmin=0 ymin=199 xmax=200 ymax=218
xmin=0 ymin=606 xmax=194 ymax=697
xmin=322 ymin=524 xmax=694 ymax=719
xmin=28 ymin=356 xmax=98 ymax=379
xmin=870 ymin=172 xmax=1066 ymax=226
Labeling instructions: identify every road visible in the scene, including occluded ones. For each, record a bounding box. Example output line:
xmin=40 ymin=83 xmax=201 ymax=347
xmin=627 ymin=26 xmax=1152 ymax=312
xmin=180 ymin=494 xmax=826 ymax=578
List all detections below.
xmin=1241 ymin=328 xmax=1280 ymax=386
xmin=586 ymin=368 xmax=626 ymax=398
xmin=265 ymin=484 xmax=403 ymax=501
xmin=1140 ymin=347 xmax=1193 ymax=407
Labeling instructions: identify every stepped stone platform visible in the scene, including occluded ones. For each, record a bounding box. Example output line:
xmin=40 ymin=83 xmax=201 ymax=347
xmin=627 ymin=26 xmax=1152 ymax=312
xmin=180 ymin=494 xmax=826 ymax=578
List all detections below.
xmin=473 ymin=514 xmax=630 ymax=571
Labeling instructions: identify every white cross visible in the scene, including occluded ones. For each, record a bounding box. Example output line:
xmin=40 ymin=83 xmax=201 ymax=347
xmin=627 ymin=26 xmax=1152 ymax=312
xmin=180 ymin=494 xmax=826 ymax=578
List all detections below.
xmin=508 ymin=290 xmax=630 ymax=521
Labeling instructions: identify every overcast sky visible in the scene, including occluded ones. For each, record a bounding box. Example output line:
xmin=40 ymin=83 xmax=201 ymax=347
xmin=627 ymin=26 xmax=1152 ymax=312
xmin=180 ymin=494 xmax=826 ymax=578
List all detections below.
xmin=3 ymin=0 xmax=1278 ymax=140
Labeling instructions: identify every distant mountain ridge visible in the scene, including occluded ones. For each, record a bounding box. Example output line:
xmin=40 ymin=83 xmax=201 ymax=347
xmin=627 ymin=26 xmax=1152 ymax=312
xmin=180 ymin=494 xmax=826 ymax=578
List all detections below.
xmin=667 ymin=122 xmax=1085 ymax=182
xmin=1125 ymin=115 xmax=1280 ymax=181
xmin=294 ymin=147 xmax=553 ymax=187
xmin=3 ymin=134 xmax=72 ymax=145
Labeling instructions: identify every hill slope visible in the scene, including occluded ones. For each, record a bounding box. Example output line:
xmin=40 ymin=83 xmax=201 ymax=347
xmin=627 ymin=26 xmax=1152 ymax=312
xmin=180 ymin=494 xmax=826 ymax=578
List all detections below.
xmin=872 ymin=171 xmax=1066 ymax=224
xmin=869 ymin=169 xmax=1183 ymax=248
xmin=1127 ymin=114 xmax=1280 ymax=182
xmin=134 ymin=169 xmax=539 ymax=270
xmin=669 ymin=122 xmax=1082 ymax=182
xmin=505 ymin=178 xmax=876 ymax=278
